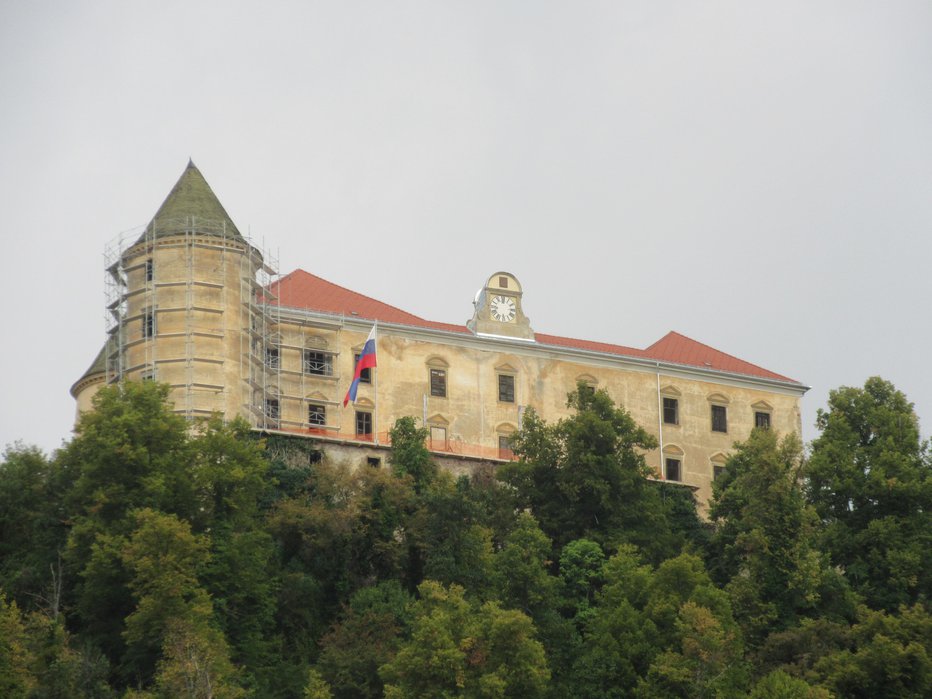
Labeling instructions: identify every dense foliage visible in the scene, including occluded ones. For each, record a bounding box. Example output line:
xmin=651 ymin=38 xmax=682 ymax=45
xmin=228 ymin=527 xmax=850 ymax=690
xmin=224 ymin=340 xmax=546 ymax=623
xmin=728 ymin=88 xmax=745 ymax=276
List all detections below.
xmin=1 ymin=378 xmax=930 ymax=697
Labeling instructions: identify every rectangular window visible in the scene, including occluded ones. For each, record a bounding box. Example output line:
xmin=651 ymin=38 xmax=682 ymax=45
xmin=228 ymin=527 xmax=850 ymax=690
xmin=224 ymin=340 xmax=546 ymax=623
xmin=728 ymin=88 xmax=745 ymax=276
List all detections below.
xmin=265 ymin=398 xmax=279 ymax=420
xmin=499 ymin=276 xmax=509 ymax=288
xmin=145 ymin=258 xmax=153 ymax=282
xmin=755 ymin=411 xmax=771 ymax=429
xmin=498 ymin=435 xmax=514 ymax=460
xmin=142 ymin=311 xmax=155 ymax=338
xmin=265 ymin=347 xmax=280 ymax=369
xmin=663 ymin=397 xmax=678 ymax=425
xmin=498 ymin=374 xmax=515 ymax=403
xmin=308 ymin=404 xmax=326 ymax=427
xmin=711 ymin=405 xmax=727 ymax=433
xmin=713 ymin=465 xmax=725 ymax=481
xmin=303 ymin=350 xmax=333 ymax=376
xmin=354 ymin=354 xmax=372 ymax=384
xmin=355 ymin=411 xmax=372 ymax=438
xmin=430 ymin=425 xmax=447 ymax=450
xmin=665 ymin=458 xmax=681 ymax=482
xmin=430 ymin=368 xmax=447 ymax=397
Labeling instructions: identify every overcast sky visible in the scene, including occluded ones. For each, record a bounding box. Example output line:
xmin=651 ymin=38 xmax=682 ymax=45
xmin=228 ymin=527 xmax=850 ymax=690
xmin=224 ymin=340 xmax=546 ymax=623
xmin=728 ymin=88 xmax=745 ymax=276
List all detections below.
xmin=2 ymin=2 xmax=931 ymax=455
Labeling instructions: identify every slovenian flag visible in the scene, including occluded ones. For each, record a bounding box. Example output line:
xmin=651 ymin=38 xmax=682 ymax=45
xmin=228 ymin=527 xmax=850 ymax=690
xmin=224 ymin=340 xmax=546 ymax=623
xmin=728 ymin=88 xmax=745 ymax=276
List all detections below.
xmin=343 ymin=324 xmax=377 ymax=406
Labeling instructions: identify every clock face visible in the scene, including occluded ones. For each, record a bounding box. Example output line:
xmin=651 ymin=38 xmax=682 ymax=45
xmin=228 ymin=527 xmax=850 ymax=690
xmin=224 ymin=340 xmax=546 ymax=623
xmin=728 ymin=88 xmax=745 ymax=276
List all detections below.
xmin=490 ymin=295 xmax=516 ymax=322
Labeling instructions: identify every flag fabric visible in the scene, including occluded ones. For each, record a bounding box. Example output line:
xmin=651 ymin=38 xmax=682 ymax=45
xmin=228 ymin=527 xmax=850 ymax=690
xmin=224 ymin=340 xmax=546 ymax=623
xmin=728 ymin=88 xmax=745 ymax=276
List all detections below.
xmin=344 ymin=324 xmax=377 ymax=407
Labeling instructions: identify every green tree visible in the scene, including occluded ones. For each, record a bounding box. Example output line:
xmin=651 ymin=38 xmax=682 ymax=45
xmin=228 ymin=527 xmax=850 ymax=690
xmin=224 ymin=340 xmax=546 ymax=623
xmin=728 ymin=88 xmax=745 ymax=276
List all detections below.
xmin=23 ymin=613 xmax=113 ymax=698
xmin=120 ymin=509 xmax=217 ymax=684
xmin=151 ymin=618 xmax=244 ymax=699
xmin=417 ymin=474 xmax=495 ymax=597
xmin=492 ymin=513 xmax=558 ymax=616
xmin=0 ymin=445 xmax=65 ymax=612
xmin=637 ymin=601 xmax=747 ymax=698
xmin=805 ymin=377 xmax=932 ymax=610
xmin=569 ymin=549 xmax=742 ymax=698
xmin=709 ymin=430 xmax=847 ymax=645
xmin=304 ymin=668 xmax=334 ymax=699
xmin=499 ymin=385 xmax=677 ymax=559
xmin=388 ymin=417 xmax=437 ymax=494
xmin=380 ymin=581 xmax=549 ymax=698
xmin=749 ymin=670 xmax=831 ymax=699
xmin=569 ymin=546 xmax=656 ymax=698
xmin=188 ymin=415 xmax=272 ymax=532
xmin=0 ymin=594 xmax=35 ymax=698
xmin=813 ymin=603 xmax=932 ymax=699
xmin=316 ymin=581 xmax=412 ymax=699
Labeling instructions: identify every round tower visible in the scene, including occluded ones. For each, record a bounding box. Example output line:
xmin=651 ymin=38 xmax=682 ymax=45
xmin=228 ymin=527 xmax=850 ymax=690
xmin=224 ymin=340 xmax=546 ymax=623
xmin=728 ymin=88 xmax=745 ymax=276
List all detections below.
xmin=79 ymin=161 xmax=276 ymax=423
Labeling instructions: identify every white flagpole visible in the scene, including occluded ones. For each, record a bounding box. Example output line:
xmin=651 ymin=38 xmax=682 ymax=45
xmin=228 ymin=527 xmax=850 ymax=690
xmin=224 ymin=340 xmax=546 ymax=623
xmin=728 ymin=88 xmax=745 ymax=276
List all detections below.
xmin=373 ymin=321 xmax=379 ymax=446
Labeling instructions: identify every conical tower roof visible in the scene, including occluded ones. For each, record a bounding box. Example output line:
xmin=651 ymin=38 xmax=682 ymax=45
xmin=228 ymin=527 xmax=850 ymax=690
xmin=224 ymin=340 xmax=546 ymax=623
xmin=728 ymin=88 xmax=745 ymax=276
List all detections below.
xmin=137 ymin=160 xmax=244 ymax=243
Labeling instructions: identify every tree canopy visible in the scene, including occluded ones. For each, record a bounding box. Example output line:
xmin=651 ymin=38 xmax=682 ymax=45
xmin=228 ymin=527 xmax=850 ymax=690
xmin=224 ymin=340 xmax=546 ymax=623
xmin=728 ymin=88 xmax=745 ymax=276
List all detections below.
xmin=1 ymin=376 xmax=931 ymax=697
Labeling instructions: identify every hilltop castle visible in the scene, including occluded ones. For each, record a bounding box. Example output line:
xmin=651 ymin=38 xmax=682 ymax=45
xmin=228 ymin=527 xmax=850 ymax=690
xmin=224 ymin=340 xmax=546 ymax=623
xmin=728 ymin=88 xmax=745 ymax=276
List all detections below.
xmin=72 ymin=161 xmax=807 ymax=505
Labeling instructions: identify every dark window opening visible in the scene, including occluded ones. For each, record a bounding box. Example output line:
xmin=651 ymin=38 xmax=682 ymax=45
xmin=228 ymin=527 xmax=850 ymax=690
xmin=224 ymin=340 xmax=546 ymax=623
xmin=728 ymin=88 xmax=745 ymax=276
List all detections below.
xmin=265 ymin=398 xmax=280 ymax=421
xmin=755 ymin=411 xmax=771 ymax=429
xmin=499 ymin=435 xmax=514 ymax=460
xmin=145 ymin=258 xmax=153 ymax=282
xmin=498 ymin=374 xmax=515 ymax=403
xmin=430 ymin=368 xmax=447 ymax=397
xmin=308 ymin=404 xmax=326 ymax=427
xmin=665 ymin=458 xmax=681 ymax=482
xmin=367 ymin=456 xmax=381 ymax=467
xmin=356 ymin=411 xmax=373 ymax=437
xmin=663 ymin=397 xmax=679 ymax=425
xmin=142 ymin=311 xmax=155 ymax=338
xmin=308 ymin=450 xmax=323 ymax=465
xmin=499 ymin=276 xmax=508 ymax=288
xmin=265 ymin=347 xmax=280 ymax=369
xmin=713 ymin=464 xmax=725 ymax=481
xmin=354 ymin=354 xmax=371 ymax=383
xmin=303 ymin=350 xmax=333 ymax=376
xmin=711 ymin=405 xmax=727 ymax=433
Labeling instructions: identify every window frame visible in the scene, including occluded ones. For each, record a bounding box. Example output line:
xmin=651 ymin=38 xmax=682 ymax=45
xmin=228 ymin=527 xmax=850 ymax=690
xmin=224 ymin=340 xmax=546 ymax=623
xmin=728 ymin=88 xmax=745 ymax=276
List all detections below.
xmin=711 ymin=404 xmax=728 ymax=433
xmin=303 ymin=349 xmax=333 ymax=376
xmin=265 ymin=346 xmax=280 ymax=369
xmin=665 ymin=457 xmax=682 ymax=482
xmin=355 ymin=410 xmax=373 ymax=438
xmin=142 ymin=310 xmax=155 ymax=338
xmin=429 ymin=368 xmax=447 ymax=398
xmin=308 ymin=403 xmax=326 ymax=427
xmin=754 ymin=411 xmax=772 ymax=429
xmin=663 ymin=397 xmax=679 ymax=425
xmin=498 ymin=373 xmax=516 ymax=403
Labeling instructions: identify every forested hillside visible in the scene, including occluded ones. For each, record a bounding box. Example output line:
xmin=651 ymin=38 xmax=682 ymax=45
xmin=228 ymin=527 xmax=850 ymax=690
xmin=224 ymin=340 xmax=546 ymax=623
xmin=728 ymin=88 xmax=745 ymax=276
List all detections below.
xmin=1 ymin=378 xmax=930 ymax=698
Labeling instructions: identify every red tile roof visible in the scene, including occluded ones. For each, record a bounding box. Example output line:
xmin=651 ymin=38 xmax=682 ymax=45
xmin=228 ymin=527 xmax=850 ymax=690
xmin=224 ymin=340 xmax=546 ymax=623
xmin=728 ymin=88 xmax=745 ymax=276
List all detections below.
xmin=268 ymin=269 xmax=800 ymax=385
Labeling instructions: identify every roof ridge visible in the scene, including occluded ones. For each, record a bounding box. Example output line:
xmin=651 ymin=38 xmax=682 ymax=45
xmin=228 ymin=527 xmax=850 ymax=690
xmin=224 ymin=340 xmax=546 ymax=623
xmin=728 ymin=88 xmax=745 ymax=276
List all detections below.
xmin=646 ymin=330 xmax=795 ymax=382
xmin=274 ymin=269 xmax=429 ymax=322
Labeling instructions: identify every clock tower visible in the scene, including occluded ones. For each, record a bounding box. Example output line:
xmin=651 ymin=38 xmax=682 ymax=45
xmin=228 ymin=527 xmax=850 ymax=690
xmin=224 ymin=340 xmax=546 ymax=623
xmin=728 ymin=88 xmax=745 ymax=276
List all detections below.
xmin=467 ymin=271 xmax=534 ymax=340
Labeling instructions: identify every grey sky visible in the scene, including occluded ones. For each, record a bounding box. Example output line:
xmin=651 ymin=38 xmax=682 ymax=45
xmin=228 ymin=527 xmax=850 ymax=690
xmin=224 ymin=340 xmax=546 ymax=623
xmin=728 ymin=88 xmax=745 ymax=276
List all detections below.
xmin=2 ymin=2 xmax=931 ymax=454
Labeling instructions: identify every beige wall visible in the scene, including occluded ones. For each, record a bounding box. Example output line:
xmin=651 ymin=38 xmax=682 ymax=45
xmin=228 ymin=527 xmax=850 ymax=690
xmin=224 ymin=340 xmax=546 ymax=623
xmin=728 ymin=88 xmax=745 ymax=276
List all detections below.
xmin=120 ymin=235 xmax=260 ymax=420
xmin=265 ymin=318 xmax=804 ymax=506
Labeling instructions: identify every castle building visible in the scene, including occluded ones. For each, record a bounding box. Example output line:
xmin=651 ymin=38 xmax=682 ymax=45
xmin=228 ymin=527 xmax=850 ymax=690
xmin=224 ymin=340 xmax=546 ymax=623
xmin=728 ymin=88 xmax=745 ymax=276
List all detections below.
xmin=72 ymin=162 xmax=808 ymax=506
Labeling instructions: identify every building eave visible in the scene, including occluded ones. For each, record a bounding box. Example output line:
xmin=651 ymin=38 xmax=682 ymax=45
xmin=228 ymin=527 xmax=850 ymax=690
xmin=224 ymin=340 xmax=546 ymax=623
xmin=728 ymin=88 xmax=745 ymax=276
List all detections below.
xmin=266 ymin=304 xmax=810 ymax=396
